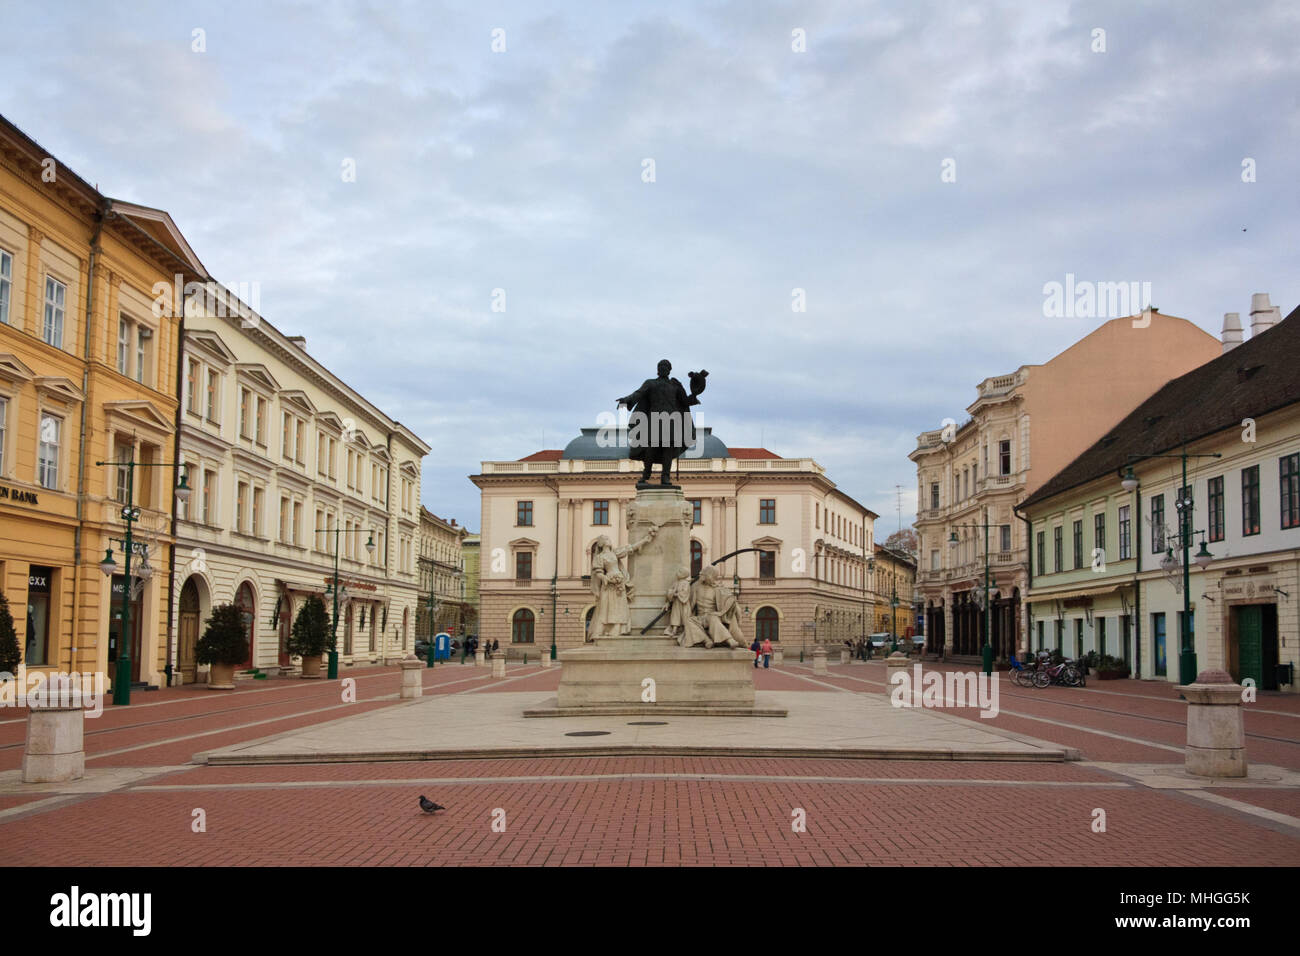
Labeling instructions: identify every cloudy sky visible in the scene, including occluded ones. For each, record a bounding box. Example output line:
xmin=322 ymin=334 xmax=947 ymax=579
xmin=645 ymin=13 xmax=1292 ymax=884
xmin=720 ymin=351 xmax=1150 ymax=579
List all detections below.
xmin=2 ymin=1 xmax=1296 ymax=531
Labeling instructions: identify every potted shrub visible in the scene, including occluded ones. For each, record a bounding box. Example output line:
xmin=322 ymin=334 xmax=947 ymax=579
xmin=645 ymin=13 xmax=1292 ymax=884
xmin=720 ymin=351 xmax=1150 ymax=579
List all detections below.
xmin=288 ymin=595 xmax=332 ymax=679
xmin=0 ymin=592 xmax=21 ymax=677
xmin=196 ymin=603 xmax=250 ymax=690
xmin=1096 ymin=654 xmax=1131 ymax=680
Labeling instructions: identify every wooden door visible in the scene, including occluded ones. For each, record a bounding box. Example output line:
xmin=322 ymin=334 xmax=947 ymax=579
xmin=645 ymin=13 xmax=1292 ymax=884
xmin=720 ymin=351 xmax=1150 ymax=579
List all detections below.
xmin=1236 ymin=605 xmax=1263 ymax=687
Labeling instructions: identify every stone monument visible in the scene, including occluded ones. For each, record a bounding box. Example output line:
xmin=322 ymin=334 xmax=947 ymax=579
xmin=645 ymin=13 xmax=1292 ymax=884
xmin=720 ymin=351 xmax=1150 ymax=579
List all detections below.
xmin=525 ymin=363 xmax=785 ymax=717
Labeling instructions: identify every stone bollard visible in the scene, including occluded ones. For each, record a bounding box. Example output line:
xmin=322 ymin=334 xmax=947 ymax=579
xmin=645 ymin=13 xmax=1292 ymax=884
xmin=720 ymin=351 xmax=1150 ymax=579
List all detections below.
xmin=885 ymin=652 xmax=910 ymax=698
xmin=773 ymin=646 xmax=783 ymax=665
xmin=1183 ymin=669 xmax=1247 ymax=778
xmin=541 ymin=652 xmax=552 ymax=669
xmin=399 ymin=656 xmax=423 ymax=699
xmin=23 ymin=705 xmax=85 ymax=783
xmin=475 ymin=648 xmax=486 ymax=668
xmin=492 ymin=652 xmax=506 ymax=679
xmin=812 ymin=645 xmax=828 ymax=675
xmin=840 ymin=648 xmax=850 ymax=665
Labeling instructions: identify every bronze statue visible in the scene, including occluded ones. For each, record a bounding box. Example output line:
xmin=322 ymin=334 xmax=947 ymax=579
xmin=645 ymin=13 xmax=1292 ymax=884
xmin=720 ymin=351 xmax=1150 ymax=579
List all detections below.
xmin=616 ymin=360 xmax=707 ymax=487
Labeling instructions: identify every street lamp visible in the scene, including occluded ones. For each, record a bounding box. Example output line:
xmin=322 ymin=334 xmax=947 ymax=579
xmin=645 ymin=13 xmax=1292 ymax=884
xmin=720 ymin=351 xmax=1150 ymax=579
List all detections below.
xmin=315 ymin=524 xmax=378 ymax=679
xmin=1117 ymin=449 xmax=1220 ymax=685
xmin=96 ymin=458 xmax=191 ymax=705
xmin=948 ymin=505 xmax=994 ymax=676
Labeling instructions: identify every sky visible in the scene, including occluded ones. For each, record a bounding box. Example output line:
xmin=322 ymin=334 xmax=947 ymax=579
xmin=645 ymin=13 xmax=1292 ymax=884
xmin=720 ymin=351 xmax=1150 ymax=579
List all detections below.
xmin=2 ymin=0 xmax=1296 ymax=532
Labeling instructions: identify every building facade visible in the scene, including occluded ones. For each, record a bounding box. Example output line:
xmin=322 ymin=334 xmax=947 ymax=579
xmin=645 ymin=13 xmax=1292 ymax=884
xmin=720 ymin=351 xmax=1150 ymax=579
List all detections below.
xmin=1 ymin=115 xmax=206 ymax=689
xmin=1021 ymin=298 xmax=1299 ymax=692
xmin=460 ymin=532 xmax=480 ymax=638
xmin=870 ymin=545 xmax=918 ymax=637
xmin=910 ymin=313 xmax=1224 ymax=660
xmin=415 ymin=507 xmax=467 ymax=639
xmin=169 ymin=290 xmax=431 ymax=682
xmin=471 ymin=429 xmax=878 ymax=658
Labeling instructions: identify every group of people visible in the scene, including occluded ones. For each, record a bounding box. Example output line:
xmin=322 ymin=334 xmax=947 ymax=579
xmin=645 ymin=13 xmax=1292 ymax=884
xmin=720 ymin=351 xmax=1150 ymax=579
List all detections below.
xmin=749 ymin=637 xmax=774 ymax=668
xmin=454 ymin=636 xmax=499 ymax=658
xmin=845 ymin=637 xmax=874 ymax=660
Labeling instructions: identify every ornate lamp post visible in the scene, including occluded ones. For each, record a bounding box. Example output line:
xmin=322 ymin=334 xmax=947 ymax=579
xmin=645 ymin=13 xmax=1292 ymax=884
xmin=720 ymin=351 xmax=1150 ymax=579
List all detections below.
xmin=97 ymin=458 xmax=191 ymax=706
xmin=317 ymin=524 xmax=376 ymax=679
xmin=1119 ymin=448 xmax=1221 ymax=685
xmin=948 ymin=506 xmax=993 ymax=676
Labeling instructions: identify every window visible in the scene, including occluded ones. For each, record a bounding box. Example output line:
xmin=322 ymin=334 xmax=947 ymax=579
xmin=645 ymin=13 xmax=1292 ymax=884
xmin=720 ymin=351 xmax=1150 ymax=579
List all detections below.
xmin=690 ymin=540 xmax=703 ymax=577
xmin=815 ymin=503 xmax=820 ymax=528
xmin=1241 ymin=466 xmax=1260 ymax=536
xmin=592 ymin=499 xmax=609 ymax=525
xmin=202 ymin=469 xmax=215 ymax=525
xmin=512 ymin=608 xmax=535 ymax=643
xmin=1053 ymin=526 xmax=1062 ymax=572
xmin=930 ymin=483 xmax=939 ymax=510
xmin=235 ymin=481 xmax=247 ymax=532
xmin=1036 ymin=530 xmax=1045 ymax=575
xmin=517 ymin=500 xmax=533 ymax=526
xmin=1097 ymin=617 xmax=1107 ymax=657
xmin=759 ymin=550 xmax=776 ymax=579
xmin=117 ymin=318 xmax=130 ymax=374
xmin=759 ymin=499 xmax=776 ymax=524
xmin=280 ymin=496 xmax=291 ymax=542
xmin=1118 ymin=505 xmax=1131 ymax=560
xmin=756 ymin=607 xmax=779 ymax=642
xmin=1151 ymin=495 xmax=1165 ymax=552
xmin=1072 ymin=519 xmax=1083 ymax=569
xmin=1207 ymin=476 xmax=1224 ymax=542
xmin=135 ymin=325 xmax=148 ymax=383
xmin=1094 ymin=513 xmax=1105 ymax=555
xmin=205 ymin=370 xmax=219 ymax=421
xmin=1000 ymin=524 xmax=1011 ymax=552
xmin=252 ymin=487 xmax=263 ymax=536
xmin=1281 ymin=454 xmax=1300 ymax=530
xmin=43 ymin=276 xmax=66 ymax=347
xmin=37 ymin=414 xmax=60 ymax=489
xmin=114 ymin=442 xmax=131 ymax=504
xmin=999 ymin=440 xmax=1011 ymax=476
xmin=515 ymin=551 xmax=532 ymax=580
xmin=26 ymin=566 xmax=53 ymax=666
xmin=255 ymin=396 xmax=266 ymax=444
xmin=239 ymin=389 xmax=250 ymax=438
xmin=690 ymin=499 xmax=702 ymax=525
xmin=931 ymin=549 xmax=939 ymax=571
xmin=0 ymin=249 xmax=11 ymax=324
xmin=186 ymin=360 xmax=200 ymax=413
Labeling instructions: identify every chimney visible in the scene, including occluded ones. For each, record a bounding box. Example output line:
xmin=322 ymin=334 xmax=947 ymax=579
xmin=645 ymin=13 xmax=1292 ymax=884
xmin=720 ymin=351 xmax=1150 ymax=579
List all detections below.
xmin=1249 ymin=293 xmax=1278 ymax=338
xmin=1221 ymin=312 xmax=1243 ymax=353
xmin=287 ymin=335 xmax=307 ymax=350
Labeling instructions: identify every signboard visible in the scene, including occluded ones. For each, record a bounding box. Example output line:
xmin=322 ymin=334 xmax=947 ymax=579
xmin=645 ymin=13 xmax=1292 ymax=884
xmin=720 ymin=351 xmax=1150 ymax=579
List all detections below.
xmin=1 ymin=486 xmax=39 ymax=505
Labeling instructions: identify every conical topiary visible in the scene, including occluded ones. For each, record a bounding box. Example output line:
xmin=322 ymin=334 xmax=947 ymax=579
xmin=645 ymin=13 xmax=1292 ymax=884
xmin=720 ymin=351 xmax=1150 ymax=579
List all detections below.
xmin=195 ymin=603 xmax=251 ymax=666
xmin=0 ymin=592 xmax=20 ymax=676
xmin=287 ymin=595 xmax=333 ymax=658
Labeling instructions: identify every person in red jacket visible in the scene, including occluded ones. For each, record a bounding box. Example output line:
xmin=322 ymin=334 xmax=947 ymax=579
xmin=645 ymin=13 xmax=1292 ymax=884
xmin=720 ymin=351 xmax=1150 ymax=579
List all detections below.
xmin=760 ymin=637 xmax=773 ymax=668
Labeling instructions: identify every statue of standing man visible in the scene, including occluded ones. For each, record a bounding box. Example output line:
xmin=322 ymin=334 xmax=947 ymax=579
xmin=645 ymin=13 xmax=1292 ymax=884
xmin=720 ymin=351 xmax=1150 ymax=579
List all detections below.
xmin=617 ymin=361 xmax=708 ymax=487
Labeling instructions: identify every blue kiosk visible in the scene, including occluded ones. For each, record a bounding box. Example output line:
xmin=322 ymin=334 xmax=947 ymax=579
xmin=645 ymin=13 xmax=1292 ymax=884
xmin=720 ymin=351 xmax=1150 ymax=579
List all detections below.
xmin=433 ymin=632 xmax=452 ymax=662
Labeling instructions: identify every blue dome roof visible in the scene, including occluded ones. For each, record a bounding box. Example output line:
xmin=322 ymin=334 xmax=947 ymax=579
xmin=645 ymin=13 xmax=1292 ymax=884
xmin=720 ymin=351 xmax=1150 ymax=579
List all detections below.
xmin=561 ymin=427 xmax=729 ymax=460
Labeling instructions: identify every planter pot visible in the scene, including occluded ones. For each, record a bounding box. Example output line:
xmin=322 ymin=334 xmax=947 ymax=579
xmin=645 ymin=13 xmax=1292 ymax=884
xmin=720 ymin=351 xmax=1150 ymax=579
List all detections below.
xmin=299 ymin=655 xmax=323 ymax=679
xmin=207 ymin=662 xmax=236 ymax=690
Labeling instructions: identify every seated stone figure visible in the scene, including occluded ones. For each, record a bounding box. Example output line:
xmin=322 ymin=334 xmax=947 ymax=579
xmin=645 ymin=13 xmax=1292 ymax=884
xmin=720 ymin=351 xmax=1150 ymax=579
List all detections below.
xmin=686 ymin=565 xmax=745 ymax=649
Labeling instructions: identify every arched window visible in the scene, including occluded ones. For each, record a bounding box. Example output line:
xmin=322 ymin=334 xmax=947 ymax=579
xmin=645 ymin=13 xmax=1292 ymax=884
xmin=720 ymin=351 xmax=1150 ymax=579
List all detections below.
xmin=690 ymin=540 xmax=703 ymax=577
xmin=756 ymin=606 xmax=779 ymax=642
xmin=512 ymin=608 xmax=535 ymax=644
xmin=234 ymin=582 xmax=255 ymax=669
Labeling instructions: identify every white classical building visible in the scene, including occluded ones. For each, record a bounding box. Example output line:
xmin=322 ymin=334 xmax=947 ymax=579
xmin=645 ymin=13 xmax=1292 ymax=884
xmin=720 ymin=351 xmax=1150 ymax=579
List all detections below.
xmin=169 ymin=288 xmax=429 ymax=681
xmin=471 ymin=428 xmax=880 ymax=659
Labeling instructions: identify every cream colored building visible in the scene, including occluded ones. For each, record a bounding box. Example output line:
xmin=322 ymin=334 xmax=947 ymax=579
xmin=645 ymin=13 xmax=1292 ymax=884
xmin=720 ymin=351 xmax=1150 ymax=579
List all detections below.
xmin=1022 ymin=298 xmax=1299 ymax=692
xmin=416 ymin=506 xmax=468 ymax=638
xmin=170 ymin=290 xmax=430 ymax=681
xmin=911 ymin=312 xmax=1223 ymax=660
xmin=471 ymin=429 xmax=878 ymax=659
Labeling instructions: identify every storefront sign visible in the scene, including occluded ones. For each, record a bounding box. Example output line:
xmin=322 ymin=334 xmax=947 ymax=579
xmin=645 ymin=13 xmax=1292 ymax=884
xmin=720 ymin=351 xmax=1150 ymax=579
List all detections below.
xmin=1 ymin=486 xmax=39 ymax=505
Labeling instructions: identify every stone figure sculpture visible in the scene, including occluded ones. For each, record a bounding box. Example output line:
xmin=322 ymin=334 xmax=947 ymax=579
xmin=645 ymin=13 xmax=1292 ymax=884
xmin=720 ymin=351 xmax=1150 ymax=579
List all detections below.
xmin=662 ymin=567 xmax=693 ymax=640
xmin=677 ymin=565 xmax=745 ymax=649
xmin=616 ymin=360 xmax=708 ymax=487
xmin=588 ymin=527 xmax=658 ymax=638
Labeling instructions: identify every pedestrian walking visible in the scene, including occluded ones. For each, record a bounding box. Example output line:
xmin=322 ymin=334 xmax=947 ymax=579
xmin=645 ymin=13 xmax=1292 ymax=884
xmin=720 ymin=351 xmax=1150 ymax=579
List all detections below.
xmin=761 ymin=637 xmax=773 ymax=668
xmin=750 ymin=637 xmax=761 ymax=668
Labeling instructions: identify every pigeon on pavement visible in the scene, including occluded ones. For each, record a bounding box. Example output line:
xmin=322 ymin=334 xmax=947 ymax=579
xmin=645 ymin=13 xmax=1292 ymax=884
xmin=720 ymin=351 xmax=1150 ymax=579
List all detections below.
xmin=418 ymin=795 xmax=445 ymax=813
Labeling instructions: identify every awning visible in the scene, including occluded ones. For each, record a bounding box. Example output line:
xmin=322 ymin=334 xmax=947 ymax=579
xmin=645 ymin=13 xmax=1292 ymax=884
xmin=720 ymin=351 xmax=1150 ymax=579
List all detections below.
xmin=1025 ymin=582 xmax=1134 ymax=604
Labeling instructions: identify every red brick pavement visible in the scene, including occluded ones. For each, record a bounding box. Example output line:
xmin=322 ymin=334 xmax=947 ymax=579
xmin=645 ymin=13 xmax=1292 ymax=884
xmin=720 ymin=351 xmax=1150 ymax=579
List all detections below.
xmin=3 ymin=773 xmax=1295 ymax=867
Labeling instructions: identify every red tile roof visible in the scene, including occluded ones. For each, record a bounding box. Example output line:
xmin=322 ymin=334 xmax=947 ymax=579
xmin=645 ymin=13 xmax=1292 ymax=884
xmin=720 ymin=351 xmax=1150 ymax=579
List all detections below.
xmin=727 ymin=447 xmax=781 ymax=459
xmin=518 ymin=449 xmax=563 ymax=462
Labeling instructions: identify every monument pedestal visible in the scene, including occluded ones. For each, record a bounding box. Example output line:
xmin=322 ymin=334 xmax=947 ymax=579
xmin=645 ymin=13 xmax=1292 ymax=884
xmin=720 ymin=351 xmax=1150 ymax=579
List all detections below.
xmin=529 ymin=485 xmax=785 ymax=718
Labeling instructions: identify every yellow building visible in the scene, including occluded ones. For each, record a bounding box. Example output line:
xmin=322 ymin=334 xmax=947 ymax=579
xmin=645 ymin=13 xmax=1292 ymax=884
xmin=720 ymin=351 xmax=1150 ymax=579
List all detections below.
xmin=416 ymin=507 xmax=468 ymax=637
xmin=1 ymin=114 xmax=204 ymax=687
xmin=870 ymin=545 xmax=917 ymax=638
